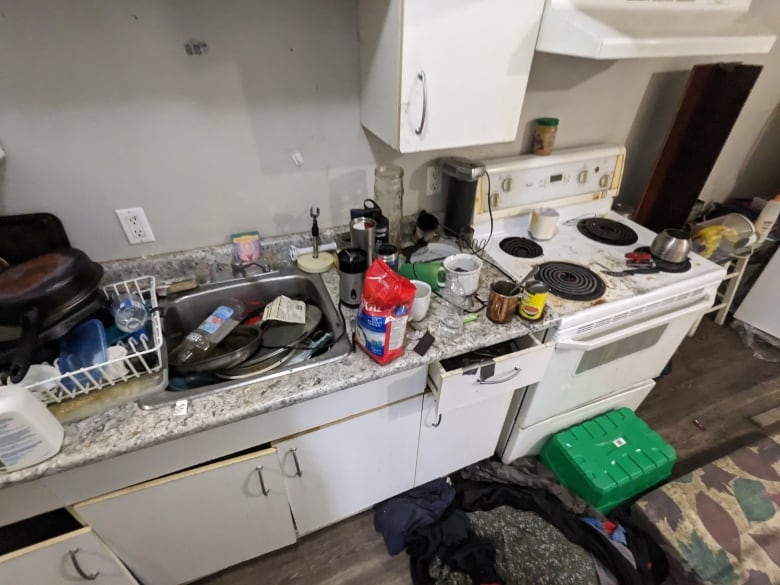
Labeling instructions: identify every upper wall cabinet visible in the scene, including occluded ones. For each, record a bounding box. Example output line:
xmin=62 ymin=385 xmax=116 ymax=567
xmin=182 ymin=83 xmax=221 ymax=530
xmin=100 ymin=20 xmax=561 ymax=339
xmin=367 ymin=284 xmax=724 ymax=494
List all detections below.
xmin=358 ymin=0 xmax=545 ymax=153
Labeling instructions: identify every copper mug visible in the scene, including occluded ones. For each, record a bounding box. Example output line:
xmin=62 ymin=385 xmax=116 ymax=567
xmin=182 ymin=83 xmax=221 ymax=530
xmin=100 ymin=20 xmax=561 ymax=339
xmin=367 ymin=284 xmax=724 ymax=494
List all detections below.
xmin=487 ymin=280 xmax=520 ymax=324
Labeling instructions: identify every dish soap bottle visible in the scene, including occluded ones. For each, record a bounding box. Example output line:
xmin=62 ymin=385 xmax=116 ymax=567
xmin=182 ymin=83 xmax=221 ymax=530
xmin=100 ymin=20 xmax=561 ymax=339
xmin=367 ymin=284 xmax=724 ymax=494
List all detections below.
xmin=170 ymin=300 xmax=247 ymax=365
xmin=754 ymin=194 xmax=780 ymax=245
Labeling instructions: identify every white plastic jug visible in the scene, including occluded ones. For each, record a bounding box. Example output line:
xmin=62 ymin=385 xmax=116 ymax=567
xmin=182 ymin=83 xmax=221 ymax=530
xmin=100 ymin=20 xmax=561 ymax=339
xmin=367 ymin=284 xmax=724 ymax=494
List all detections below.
xmin=0 ymin=384 xmax=64 ymax=471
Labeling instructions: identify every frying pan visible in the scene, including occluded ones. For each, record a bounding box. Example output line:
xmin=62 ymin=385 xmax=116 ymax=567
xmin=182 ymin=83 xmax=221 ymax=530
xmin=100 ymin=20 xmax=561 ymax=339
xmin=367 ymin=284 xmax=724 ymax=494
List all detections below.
xmin=170 ymin=326 xmax=264 ymax=376
xmin=0 ymin=249 xmax=104 ymax=382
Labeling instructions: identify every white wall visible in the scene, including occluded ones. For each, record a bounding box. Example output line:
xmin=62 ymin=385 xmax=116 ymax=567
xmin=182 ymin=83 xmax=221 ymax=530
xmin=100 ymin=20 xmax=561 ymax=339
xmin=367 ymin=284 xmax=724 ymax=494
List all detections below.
xmin=0 ymin=0 xmax=778 ymax=261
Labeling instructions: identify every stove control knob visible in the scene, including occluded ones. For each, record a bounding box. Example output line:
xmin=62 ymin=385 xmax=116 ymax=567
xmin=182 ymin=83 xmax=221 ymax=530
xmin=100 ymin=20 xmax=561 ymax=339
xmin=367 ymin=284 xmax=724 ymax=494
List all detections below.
xmin=501 ymin=177 xmax=512 ymax=192
xmin=578 ymin=170 xmax=588 ymax=184
xmin=599 ymin=174 xmax=611 ymax=188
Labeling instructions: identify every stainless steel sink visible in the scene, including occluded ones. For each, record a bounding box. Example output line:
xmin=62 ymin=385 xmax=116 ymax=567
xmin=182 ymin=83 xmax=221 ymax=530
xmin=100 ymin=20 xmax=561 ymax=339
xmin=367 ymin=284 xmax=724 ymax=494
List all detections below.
xmin=138 ymin=266 xmax=349 ymax=408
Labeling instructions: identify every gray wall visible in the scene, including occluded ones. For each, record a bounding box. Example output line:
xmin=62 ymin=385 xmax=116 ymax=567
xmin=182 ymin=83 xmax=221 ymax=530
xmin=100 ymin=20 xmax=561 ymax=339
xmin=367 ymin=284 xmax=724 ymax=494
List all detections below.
xmin=0 ymin=0 xmax=778 ymax=261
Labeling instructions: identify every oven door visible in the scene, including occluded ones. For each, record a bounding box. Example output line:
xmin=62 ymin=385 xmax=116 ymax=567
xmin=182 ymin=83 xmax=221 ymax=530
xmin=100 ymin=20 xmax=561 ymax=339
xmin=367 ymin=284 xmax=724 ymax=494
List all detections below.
xmin=515 ymin=297 xmax=712 ymax=427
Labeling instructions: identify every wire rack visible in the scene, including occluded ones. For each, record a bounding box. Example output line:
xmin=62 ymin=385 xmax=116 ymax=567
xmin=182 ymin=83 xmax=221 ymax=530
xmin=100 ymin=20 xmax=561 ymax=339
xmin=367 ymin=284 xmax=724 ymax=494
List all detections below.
xmin=23 ymin=276 xmax=165 ymax=405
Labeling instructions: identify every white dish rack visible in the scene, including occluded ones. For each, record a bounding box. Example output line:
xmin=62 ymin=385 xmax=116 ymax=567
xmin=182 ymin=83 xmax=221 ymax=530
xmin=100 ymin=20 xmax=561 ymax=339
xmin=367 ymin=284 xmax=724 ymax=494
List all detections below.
xmin=23 ymin=276 xmax=165 ymax=405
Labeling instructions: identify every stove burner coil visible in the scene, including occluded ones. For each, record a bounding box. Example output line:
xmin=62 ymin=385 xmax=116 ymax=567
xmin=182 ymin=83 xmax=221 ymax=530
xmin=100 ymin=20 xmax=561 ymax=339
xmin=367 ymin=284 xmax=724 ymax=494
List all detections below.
xmin=577 ymin=218 xmax=638 ymax=246
xmin=536 ymin=262 xmax=606 ymax=301
xmin=499 ymin=237 xmax=543 ymax=259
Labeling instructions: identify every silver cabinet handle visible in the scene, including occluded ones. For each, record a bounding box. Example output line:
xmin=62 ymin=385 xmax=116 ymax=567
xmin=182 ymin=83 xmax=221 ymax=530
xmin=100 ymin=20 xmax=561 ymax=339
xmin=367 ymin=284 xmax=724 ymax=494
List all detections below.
xmin=414 ymin=70 xmax=427 ymax=135
xmin=69 ymin=548 xmax=99 ymax=581
xmin=290 ymin=447 xmax=303 ymax=477
xmin=255 ymin=465 xmax=270 ymax=496
xmin=477 ymin=366 xmax=522 ymax=385
xmin=431 ymin=413 xmax=443 ymax=428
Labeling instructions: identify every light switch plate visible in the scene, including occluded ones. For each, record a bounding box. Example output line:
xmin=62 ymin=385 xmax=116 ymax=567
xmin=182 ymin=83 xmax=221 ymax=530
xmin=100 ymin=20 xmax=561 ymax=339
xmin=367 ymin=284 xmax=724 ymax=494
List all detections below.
xmin=115 ymin=207 xmax=155 ymax=245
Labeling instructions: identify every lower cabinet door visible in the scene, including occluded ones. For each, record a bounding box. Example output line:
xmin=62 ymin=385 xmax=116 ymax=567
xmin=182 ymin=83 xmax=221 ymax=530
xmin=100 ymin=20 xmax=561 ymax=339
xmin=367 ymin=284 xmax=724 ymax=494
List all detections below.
xmin=275 ymin=395 xmax=422 ymax=535
xmin=415 ymin=391 xmax=514 ymax=486
xmin=0 ymin=528 xmax=139 ymax=584
xmin=74 ymin=448 xmax=296 ymax=585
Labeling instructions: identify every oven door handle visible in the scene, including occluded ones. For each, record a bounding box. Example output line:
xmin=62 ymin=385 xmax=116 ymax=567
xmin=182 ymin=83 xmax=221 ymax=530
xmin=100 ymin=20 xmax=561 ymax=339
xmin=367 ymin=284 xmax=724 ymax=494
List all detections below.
xmin=556 ymin=298 xmax=712 ymax=352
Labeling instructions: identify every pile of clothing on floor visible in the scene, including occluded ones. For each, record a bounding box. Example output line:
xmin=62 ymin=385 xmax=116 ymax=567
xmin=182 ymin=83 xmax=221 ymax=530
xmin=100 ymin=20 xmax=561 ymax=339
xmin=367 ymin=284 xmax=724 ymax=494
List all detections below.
xmin=374 ymin=457 xmax=668 ymax=585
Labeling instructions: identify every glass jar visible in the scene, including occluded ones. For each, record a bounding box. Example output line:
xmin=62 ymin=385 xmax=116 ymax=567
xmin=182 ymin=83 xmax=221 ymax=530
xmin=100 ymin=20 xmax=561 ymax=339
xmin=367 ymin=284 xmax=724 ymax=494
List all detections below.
xmin=374 ymin=164 xmax=404 ymax=247
xmin=532 ymin=118 xmax=559 ymax=156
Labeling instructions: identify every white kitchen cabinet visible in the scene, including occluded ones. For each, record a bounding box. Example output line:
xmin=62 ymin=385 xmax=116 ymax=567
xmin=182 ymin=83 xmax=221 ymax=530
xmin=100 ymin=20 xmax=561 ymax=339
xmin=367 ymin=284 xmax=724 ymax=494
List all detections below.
xmin=415 ymin=391 xmax=514 ymax=486
xmin=74 ymin=448 xmax=295 ymax=585
xmin=0 ymin=526 xmax=138 ymax=585
xmin=275 ymin=395 xmax=423 ymax=535
xmin=359 ymin=0 xmax=545 ymax=152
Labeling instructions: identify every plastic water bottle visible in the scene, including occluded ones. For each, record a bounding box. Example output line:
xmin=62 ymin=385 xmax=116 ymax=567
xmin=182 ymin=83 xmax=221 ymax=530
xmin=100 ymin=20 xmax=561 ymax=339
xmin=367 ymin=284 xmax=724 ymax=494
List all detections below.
xmin=170 ymin=300 xmax=248 ymax=365
xmin=112 ymin=293 xmax=149 ymax=333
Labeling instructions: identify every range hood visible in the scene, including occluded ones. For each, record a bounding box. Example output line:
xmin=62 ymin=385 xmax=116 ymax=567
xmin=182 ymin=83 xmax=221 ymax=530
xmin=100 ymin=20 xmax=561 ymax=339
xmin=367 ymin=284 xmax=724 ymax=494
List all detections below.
xmin=535 ymin=0 xmax=777 ymax=60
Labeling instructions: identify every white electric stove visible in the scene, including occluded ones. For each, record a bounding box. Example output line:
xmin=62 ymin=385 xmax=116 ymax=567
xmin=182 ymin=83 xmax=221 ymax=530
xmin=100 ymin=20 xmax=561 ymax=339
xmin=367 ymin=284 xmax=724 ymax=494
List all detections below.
xmin=469 ymin=145 xmax=726 ymax=461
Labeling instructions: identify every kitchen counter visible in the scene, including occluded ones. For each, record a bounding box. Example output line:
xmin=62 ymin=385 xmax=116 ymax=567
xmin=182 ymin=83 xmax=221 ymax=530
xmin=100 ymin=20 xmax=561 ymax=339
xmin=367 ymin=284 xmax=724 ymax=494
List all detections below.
xmin=0 ymin=257 xmax=558 ymax=489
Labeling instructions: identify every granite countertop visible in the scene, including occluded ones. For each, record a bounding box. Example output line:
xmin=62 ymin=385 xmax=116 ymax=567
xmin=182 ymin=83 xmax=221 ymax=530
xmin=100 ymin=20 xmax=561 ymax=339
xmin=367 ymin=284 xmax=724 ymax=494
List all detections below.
xmin=1 ymin=246 xmax=559 ymax=488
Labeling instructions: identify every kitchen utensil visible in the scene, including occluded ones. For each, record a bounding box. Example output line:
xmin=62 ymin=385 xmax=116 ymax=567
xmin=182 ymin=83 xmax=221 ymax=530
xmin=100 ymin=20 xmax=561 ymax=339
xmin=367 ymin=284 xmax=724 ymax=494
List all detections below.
xmin=632 ymin=247 xmax=691 ymax=273
xmin=487 ymin=281 xmax=519 ymax=324
xmin=649 ymin=229 xmax=692 ymax=264
xmin=218 ymin=305 xmax=322 ymax=378
xmin=171 ymin=326 xmax=263 ymax=376
xmin=529 ymin=207 xmax=559 ymax=240
xmin=0 ymin=249 xmax=104 ymax=382
xmin=443 ymin=254 xmax=482 ymax=296
xmin=350 ymin=217 xmax=376 ymax=263
xmin=337 ymin=248 xmax=368 ymax=307
xmin=442 ymin=157 xmax=486 ymax=241
xmin=0 ymin=384 xmax=64 ymax=471
xmin=285 ymin=330 xmax=333 ymax=367
xmin=216 ymin=347 xmax=294 ymax=380
xmin=398 ymin=261 xmax=446 ymax=290
xmin=410 ymin=280 xmax=432 ymax=322
xmin=603 ymin=268 xmax=662 ymax=277
xmin=58 ymin=319 xmax=108 ymax=386
xmin=691 ymin=213 xmax=758 ymax=262
xmin=0 ymin=213 xmax=70 ymax=266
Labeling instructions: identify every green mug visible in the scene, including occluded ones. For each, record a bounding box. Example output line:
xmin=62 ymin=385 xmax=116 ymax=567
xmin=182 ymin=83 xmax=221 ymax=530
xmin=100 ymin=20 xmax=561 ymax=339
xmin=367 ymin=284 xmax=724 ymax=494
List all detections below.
xmin=399 ymin=262 xmax=446 ymax=290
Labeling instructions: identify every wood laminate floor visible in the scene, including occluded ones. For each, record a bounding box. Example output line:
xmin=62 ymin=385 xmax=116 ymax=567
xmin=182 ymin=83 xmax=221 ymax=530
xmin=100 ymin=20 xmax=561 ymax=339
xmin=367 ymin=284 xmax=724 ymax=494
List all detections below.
xmin=196 ymin=318 xmax=780 ymax=585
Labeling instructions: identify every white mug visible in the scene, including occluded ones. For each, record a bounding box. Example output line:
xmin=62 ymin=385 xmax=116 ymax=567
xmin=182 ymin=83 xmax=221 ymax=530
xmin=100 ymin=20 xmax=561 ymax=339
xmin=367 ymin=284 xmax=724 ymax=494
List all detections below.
xmin=443 ymin=254 xmax=482 ymax=296
xmin=410 ymin=280 xmax=432 ymax=322
xmin=529 ymin=207 xmax=559 ymax=241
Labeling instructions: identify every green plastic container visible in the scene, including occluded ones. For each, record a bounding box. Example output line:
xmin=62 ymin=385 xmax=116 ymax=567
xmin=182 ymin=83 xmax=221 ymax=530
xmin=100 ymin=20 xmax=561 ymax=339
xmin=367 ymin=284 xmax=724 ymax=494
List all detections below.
xmin=540 ymin=408 xmax=676 ymax=513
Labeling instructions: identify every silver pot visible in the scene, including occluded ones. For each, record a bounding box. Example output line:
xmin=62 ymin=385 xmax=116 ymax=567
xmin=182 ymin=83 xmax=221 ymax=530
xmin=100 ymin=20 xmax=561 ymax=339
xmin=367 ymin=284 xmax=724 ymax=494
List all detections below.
xmin=650 ymin=228 xmax=691 ymax=264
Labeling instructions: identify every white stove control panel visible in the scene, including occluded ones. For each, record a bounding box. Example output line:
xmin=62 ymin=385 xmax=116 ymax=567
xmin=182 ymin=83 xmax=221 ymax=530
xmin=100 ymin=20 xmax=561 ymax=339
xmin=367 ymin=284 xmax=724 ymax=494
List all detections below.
xmin=475 ymin=145 xmax=625 ymax=220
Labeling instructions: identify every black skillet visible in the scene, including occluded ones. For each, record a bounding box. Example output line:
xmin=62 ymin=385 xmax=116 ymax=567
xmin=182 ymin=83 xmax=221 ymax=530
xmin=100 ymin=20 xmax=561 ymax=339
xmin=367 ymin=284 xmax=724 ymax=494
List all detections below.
xmin=0 ymin=249 xmax=104 ymax=382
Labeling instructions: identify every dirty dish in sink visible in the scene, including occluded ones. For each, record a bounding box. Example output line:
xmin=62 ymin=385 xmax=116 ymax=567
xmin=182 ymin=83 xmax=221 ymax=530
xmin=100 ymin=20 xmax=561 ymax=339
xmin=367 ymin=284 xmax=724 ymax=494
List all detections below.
xmin=216 ymin=305 xmax=322 ymax=378
xmin=170 ymin=326 xmax=263 ymax=376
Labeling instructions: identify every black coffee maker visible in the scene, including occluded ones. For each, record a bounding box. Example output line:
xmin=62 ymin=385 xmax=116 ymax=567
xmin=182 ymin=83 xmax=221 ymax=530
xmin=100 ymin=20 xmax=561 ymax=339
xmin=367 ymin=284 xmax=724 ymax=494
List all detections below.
xmin=441 ymin=157 xmax=486 ymax=242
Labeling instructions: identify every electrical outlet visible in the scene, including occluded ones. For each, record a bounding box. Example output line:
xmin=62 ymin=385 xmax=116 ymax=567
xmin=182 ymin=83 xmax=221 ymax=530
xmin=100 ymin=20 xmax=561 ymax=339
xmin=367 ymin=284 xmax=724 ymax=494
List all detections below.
xmin=426 ymin=166 xmax=443 ymax=197
xmin=115 ymin=207 xmax=156 ymax=245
